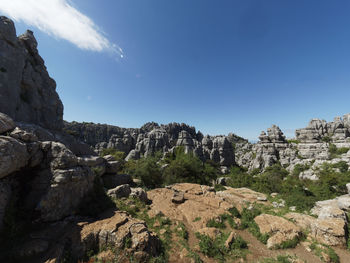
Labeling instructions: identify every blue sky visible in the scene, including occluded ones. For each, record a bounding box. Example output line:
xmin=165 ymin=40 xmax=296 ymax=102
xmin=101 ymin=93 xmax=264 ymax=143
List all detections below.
xmin=3 ymin=0 xmax=350 ymax=140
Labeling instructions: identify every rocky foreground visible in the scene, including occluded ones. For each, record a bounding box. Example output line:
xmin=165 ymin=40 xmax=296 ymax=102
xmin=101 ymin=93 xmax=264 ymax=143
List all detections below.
xmin=1 ymin=16 xmax=350 ymax=263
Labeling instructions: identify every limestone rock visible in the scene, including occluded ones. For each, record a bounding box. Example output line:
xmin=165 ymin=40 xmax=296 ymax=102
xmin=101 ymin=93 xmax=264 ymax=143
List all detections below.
xmin=130 ymin=187 xmax=149 ymax=203
xmin=0 ymin=113 xmax=15 ymax=134
xmin=0 ymin=136 xmax=29 ymax=178
xmin=310 ymin=218 xmax=347 ymax=246
xmin=172 ymin=191 xmax=185 ymax=204
xmin=254 ymin=214 xmax=301 ymax=249
xmin=107 ymin=184 xmax=131 ymax=199
xmin=76 ymin=211 xmax=161 ymax=261
xmin=285 ymin=213 xmax=316 ymax=230
xmin=0 ymin=17 xmax=63 ymax=130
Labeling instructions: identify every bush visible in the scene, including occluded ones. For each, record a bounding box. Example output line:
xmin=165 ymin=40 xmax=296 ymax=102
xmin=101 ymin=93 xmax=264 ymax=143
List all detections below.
xmin=163 ymin=147 xmax=218 ymax=186
xmin=124 ymin=155 xmax=163 ymax=189
xmin=252 ymin=164 xmax=288 ymax=194
xmin=100 ymin=148 xmax=125 ymax=161
xmin=195 ymin=232 xmax=247 ymax=261
xmin=227 ymin=166 xmax=254 ymax=188
xmin=329 ymin=143 xmax=349 ymax=159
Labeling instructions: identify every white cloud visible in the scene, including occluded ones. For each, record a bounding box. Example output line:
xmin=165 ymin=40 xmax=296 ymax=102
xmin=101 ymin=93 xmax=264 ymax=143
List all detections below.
xmin=0 ymin=0 xmax=123 ymax=57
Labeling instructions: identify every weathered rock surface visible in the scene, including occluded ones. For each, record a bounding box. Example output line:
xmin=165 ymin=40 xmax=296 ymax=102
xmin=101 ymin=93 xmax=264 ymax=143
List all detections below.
xmin=0 ymin=112 xmax=15 ymax=134
xmin=147 ymin=183 xmax=267 ymax=235
xmin=64 ymin=121 xmax=241 ymax=170
xmin=76 ymin=211 xmax=161 ymax=261
xmin=0 ymin=17 xmax=63 ymax=130
xmin=107 ymin=184 xmax=131 ymax=199
xmin=236 ymin=114 xmax=350 ymax=174
xmin=310 ymin=218 xmax=347 ymax=246
xmin=254 ymin=214 xmax=301 ymax=249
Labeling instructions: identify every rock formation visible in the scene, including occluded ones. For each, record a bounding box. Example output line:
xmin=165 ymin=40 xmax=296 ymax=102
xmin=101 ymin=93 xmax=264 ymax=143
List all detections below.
xmin=0 ymin=16 xmax=63 ymax=130
xmin=236 ymin=114 xmax=350 ymax=177
xmin=65 ymin=121 xmax=239 ymax=170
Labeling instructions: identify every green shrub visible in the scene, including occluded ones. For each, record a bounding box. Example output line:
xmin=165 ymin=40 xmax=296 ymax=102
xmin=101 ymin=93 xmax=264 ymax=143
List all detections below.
xmin=322 ymin=136 xmax=332 ymax=143
xmin=274 ymin=236 xmax=301 ymax=249
xmin=124 ymin=155 xmax=163 ymax=188
xmin=163 ymin=148 xmax=218 ymax=186
xmin=227 ymin=166 xmax=254 ymax=188
xmin=332 ymin=161 xmax=349 ymax=173
xmin=100 ymin=148 xmax=125 ymax=161
xmin=195 ymin=232 xmax=248 ymax=261
xmin=252 ymin=164 xmax=289 ymax=194
xmin=292 ymin=163 xmax=310 ymax=177
xmin=329 ymin=143 xmax=349 ymax=158
xmin=214 ymin=184 xmax=226 ymax=191
xmin=287 ymin=139 xmax=300 ymax=144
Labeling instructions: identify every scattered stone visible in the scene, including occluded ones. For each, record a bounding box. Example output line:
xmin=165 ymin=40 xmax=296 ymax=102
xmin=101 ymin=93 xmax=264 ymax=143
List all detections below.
xmin=270 ymin=193 xmax=278 ymax=198
xmin=257 ymin=196 xmax=267 ymax=201
xmin=171 ymin=191 xmax=185 ymax=204
xmin=130 ymin=187 xmax=149 ymax=203
xmin=225 ymin=231 xmax=237 ymax=248
xmin=289 ymin=206 xmax=296 ymax=211
xmin=107 ymin=184 xmax=131 ymax=199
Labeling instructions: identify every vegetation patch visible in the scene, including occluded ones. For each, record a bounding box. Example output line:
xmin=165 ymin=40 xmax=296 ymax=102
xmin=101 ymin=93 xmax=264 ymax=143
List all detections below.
xmin=310 ymin=242 xmax=340 ymax=263
xmin=329 ymin=143 xmax=350 ymax=159
xmin=195 ymin=232 xmax=248 ymax=262
xmin=260 ymin=254 xmax=303 ymax=263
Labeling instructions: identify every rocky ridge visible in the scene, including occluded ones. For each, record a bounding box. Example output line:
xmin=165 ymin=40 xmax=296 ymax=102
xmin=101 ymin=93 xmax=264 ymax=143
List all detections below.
xmin=64 ymin=121 xmax=246 ymax=170
xmin=236 ymin=114 xmax=350 ymax=179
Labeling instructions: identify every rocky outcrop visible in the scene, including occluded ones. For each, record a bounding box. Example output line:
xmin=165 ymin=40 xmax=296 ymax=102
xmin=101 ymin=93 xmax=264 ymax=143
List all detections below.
xmin=0 ymin=113 xmax=99 ymax=224
xmin=237 ymin=114 xmax=350 ymax=174
xmin=0 ymin=16 xmax=63 ymax=130
xmin=65 ymin=121 xmax=237 ymax=169
xmin=77 ymin=211 xmax=161 ymax=262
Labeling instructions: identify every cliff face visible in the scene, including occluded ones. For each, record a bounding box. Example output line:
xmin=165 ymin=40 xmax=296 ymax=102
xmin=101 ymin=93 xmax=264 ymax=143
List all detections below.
xmin=0 ymin=16 xmax=63 ymax=130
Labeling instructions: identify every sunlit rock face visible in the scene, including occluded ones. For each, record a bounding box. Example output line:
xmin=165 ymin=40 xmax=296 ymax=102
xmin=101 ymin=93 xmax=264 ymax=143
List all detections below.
xmin=0 ymin=16 xmax=63 ymax=130
xmin=235 ymin=114 xmax=350 ymax=176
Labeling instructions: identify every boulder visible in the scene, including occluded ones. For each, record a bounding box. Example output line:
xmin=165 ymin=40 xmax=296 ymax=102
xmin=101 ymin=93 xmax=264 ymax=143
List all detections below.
xmin=107 ymin=184 xmax=131 ymax=199
xmin=0 ymin=136 xmax=29 ymax=178
xmin=130 ymin=187 xmax=149 ymax=203
xmin=0 ymin=113 xmax=15 ymax=134
xmin=318 ymin=206 xmax=347 ymax=221
xmin=346 ymin=183 xmax=350 ymax=195
xmin=171 ymin=191 xmax=185 ymax=204
xmin=75 ymin=211 xmax=161 ymax=261
xmin=254 ymin=214 xmax=301 ymax=249
xmin=37 ymin=166 xmax=95 ymax=221
xmin=10 ymin=127 xmax=38 ymax=142
xmin=310 ymin=218 xmax=347 ymax=246
xmin=285 ymin=213 xmax=316 ymax=230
